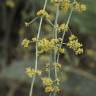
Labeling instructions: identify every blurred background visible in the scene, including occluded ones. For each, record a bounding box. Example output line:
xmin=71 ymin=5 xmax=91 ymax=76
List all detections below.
xmin=0 ymin=0 xmax=96 ymax=96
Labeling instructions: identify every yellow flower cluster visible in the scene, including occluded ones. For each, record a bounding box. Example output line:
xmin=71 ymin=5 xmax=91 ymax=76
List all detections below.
xmin=58 ymin=48 xmax=65 ymax=54
xmin=22 ymin=38 xmax=30 ymax=48
xmin=45 ymin=86 xmax=60 ymax=93
xmin=26 ymin=67 xmax=42 ymax=78
xmin=38 ymin=38 xmax=62 ymax=53
xmin=44 ymin=63 xmax=62 ymax=72
xmin=38 ymin=38 xmax=51 ymax=53
xmin=41 ymin=77 xmax=53 ymax=86
xmin=74 ymin=2 xmax=87 ymax=12
xmin=58 ymin=23 xmax=68 ymax=32
xmin=45 ymin=86 xmax=54 ymax=93
xmin=41 ymin=77 xmax=60 ymax=93
xmin=67 ymin=34 xmax=83 ymax=55
xmin=51 ymin=0 xmax=87 ymax=12
xmin=51 ymin=0 xmax=71 ymax=12
xmin=37 ymin=9 xmax=50 ymax=18
xmin=69 ymin=34 xmax=77 ymax=40
xmin=53 ymin=86 xmax=60 ymax=93
xmin=60 ymin=0 xmax=71 ymax=11
xmin=53 ymin=63 xmax=62 ymax=70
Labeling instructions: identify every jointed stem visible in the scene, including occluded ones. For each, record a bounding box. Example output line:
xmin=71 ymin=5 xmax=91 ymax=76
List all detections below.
xmin=53 ymin=4 xmax=60 ymax=96
xmin=54 ymin=4 xmax=60 ymax=80
xmin=29 ymin=0 xmax=48 ymax=96
xmin=25 ymin=16 xmax=39 ymax=26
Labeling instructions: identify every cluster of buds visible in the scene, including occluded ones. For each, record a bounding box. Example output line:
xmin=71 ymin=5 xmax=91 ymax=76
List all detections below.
xmin=53 ymin=63 xmax=62 ymax=70
xmin=25 ymin=67 xmax=42 ymax=77
xmin=41 ymin=77 xmax=60 ymax=93
xmin=74 ymin=2 xmax=87 ymax=12
xmin=51 ymin=0 xmax=86 ymax=12
xmin=59 ymin=0 xmax=71 ymax=11
xmin=37 ymin=38 xmax=63 ymax=54
xmin=67 ymin=34 xmax=83 ymax=55
xmin=58 ymin=23 xmax=68 ymax=32
xmin=22 ymin=38 xmax=30 ymax=48
xmin=37 ymin=9 xmax=50 ymax=19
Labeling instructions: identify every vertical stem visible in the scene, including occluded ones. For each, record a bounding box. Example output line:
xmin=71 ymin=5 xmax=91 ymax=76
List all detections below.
xmin=29 ymin=18 xmax=43 ymax=96
xmin=54 ymin=4 xmax=60 ymax=81
xmin=53 ymin=4 xmax=60 ymax=96
xmin=29 ymin=0 xmax=48 ymax=96
xmin=56 ymin=0 xmax=76 ymax=63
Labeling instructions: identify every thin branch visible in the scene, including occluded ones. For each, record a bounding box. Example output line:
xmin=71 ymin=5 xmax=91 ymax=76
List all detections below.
xmin=25 ymin=16 xmax=39 ymax=26
xmin=29 ymin=0 xmax=48 ymax=96
xmin=54 ymin=4 xmax=60 ymax=80
xmin=56 ymin=0 xmax=76 ymax=63
xmin=46 ymin=19 xmax=54 ymax=27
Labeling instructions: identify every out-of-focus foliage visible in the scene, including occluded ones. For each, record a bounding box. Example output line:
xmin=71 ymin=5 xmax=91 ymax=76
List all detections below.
xmin=71 ymin=0 xmax=96 ymax=35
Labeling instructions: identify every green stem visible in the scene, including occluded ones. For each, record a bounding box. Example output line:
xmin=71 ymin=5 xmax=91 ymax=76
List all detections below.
xmin=54 ymin=4 xmax=59 ymax=80
xmin=53 ymin=4 xmax=60 ymax=96
xmin=25 ymin=16 xmax=39 ymax=26
xmin=29 ymin=0 xmax=48 ymax=96
xmin=56 ymin=0 xmax=76 ymax=63
xmin=46 ymin=19 xmax=54 ymax=27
